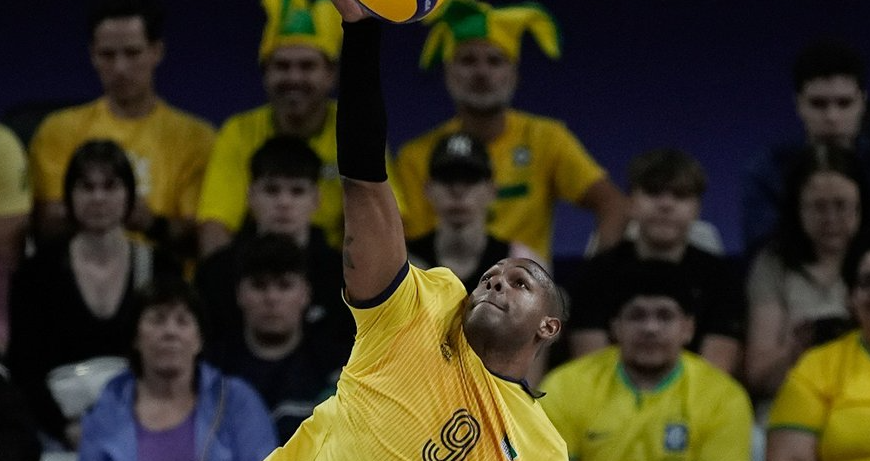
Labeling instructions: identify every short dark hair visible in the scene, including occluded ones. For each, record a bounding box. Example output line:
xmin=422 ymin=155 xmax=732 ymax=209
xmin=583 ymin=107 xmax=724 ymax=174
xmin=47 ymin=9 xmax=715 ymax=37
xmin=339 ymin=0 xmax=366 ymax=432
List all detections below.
xmin=250 ymin=136 xmax=323 ymax=183
xmin=628 ymin=148 xmax=707 ymax=197
xmin=236 ymin=233 xmax=308 ymax=285
xmin=63 ymin=139 xmax=137 ymax=227
xmin=608 ymin=260 xmax=693 ymax=319
xmin=793 ymin=39 xmax=866 ymax=93
xmin=89 ymin=0 xmax=165 ymax=43
xmin=776 ymin=143 xmax=870 ymax=272
xmin=128 ymin=277 xmax=207 ymax=378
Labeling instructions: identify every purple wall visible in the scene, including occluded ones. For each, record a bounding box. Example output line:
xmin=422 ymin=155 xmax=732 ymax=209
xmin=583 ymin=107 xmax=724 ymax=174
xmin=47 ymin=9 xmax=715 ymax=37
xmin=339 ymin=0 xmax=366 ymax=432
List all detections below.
xmin=3 ymin=0 xmax=870 ymax=257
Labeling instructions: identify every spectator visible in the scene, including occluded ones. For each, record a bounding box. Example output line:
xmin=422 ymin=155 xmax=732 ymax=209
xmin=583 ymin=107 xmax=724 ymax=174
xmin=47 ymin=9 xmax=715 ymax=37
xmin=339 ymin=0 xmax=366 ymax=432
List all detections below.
xmin=396 ymin=0 xmax=627 ymax=263
xmin=78 ymin=278 xmax=277 ymax=461
xmin=7 ymin=140 xmax=181 ymax=448
xmin=0 ymin=124 xmax=30 ymax=355
xmin=742 ymin=39 xmax=868 ymax=255
xmin=28 ymin=0 xmax=215 ymax=255
xmin=0 ymin=361 xmax=41 ymax=461
xmin=196 ymin=0 xmax=347 ymax=256
xmin=569 ymin=148 xmax=744 ymax=374
xmin=745 ymin=144 xmax=869 ymax=400
xmin=766 ymin=244 xmax=870 ymax=461
xmin=216 ymin=234 xmax=345 ymax=442
xmin=541 ymin=260 xmax=753 ymax=461
xmin=406 ymin=132 xmax=546 ymax=292
xmin=195 ymin=136 xmax=350 ymax=353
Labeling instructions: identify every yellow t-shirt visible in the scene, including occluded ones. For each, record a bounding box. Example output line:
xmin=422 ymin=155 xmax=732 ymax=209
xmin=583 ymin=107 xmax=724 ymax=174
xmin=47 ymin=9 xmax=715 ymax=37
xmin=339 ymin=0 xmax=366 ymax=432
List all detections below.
xmin=267 ymin=263 xmax=567 ymax=461
xmin=396 ymin=110 xmax=606 ymax=261
xmin=768 ymin=330 xmax=870 ymax=461
xmin=29 ymin=97 xmax=214 ymax=219
xmin=0 ymin=124 xmax=31 ymax=216
xmin=540 ymin=347 xmax=752 ymax=461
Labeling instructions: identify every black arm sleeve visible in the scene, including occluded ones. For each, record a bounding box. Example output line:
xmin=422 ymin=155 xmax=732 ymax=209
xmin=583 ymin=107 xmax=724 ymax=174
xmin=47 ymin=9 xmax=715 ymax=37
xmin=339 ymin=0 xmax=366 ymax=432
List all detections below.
xmin=336 ymin=19 xmax=388 ymax=183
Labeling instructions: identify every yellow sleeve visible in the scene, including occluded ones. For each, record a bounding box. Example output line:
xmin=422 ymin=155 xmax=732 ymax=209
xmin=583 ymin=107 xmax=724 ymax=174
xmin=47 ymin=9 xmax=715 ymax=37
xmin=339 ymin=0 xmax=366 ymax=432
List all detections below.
xmin=695 ymin=381 xmax=753 ymax=461
xmin=196 ymin=118 xmax=250 ymax=230
xmin=547 ymin=123 xmax=605 ymax=205
xmin=0 ymin=125 xmax=31 ymax=215
xmin=768 ymin=348 xmax=829 ymax=434
xmin=29 ymin=113 xmax=76 ymax=202
xmin=176 ymin=121 xmax=215 ymax=218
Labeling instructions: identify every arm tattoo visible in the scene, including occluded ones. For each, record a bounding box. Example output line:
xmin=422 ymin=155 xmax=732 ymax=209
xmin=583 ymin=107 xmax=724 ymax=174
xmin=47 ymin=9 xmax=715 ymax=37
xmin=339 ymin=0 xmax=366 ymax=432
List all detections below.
xmin=343 ymin=235 xmax=356 ymax=269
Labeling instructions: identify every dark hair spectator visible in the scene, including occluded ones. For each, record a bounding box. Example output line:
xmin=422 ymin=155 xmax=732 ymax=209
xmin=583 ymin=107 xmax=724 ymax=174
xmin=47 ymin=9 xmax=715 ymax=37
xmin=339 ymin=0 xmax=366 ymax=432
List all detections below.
xmin=88 ymin=0 xmax=165 ymax=43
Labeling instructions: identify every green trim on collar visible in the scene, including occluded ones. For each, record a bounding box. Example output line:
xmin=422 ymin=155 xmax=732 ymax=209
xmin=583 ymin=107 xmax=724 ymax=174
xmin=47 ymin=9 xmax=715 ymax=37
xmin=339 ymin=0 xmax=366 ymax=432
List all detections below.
xmin=768 ymin=424 xmax=820 ymax=436
xmin=617 ymin=360 xmax=684 ymax=406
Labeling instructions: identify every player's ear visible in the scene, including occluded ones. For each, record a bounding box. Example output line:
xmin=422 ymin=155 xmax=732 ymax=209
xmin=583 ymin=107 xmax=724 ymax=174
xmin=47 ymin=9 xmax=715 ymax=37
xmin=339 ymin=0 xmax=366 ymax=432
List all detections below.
xmin=537 ymin=316 xmax=561 ymax=342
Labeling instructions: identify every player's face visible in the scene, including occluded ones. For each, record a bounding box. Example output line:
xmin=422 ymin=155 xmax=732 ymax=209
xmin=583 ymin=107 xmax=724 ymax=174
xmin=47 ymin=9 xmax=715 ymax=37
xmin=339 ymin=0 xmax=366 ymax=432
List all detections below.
xmin=135 ymin=303 xmax=202 ymax=378
xmin=263 ymin=46 xmax=336 ymax=120
xmin=90 ymin=16 xmax=162 ymax=106
xmin=799 ymin=171 xmax=860 ymax=256
xmin=249 ymin=176 xmax=320 ymax=237
xmin=612 ymin=296 xmax=693 ymax=376
xmin=464 ymin=259 xmax=558 ymax=351
xmin=796 ymin=76 xmax=866 ymax=148
xmin=445 ymin=40 xmax=518 ymax=114
xmin=71 ymin=167 xmax=129 ymax=232
xmin=237 ymin=273 xmax=310 ymax=341
xmin=849 ymin=251 xmax=870 ymax=342
xmin=425 ymin=179 xmax=495 ymax=229
xmin=631 ymin=188 xmax=700 ymax=251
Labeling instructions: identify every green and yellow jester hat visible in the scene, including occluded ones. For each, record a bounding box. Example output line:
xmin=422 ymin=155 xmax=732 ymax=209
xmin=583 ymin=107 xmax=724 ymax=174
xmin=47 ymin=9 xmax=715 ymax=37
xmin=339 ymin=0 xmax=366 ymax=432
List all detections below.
xmin=259 ymin=0 xmax=343 ymax=62
xmin=420 ymin=0 xmax=561 ymax=69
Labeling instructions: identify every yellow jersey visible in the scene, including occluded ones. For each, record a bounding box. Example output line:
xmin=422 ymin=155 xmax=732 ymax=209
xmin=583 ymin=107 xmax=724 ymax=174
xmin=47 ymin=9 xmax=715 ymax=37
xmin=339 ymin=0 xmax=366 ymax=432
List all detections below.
xmin=0 ymin=124 xmax=31 ymax=216
xmin=29 ymin=97 xmax=214 ymax=219
xmin=267 ymin=263 xmax=567 ymax=460
xmin=540 ymin=347 xmax=752 ymax=461
xmin=768 ymin=330 xmax=870 ymax=461
xmin=396 ymin=110 xmax=606 ymax=261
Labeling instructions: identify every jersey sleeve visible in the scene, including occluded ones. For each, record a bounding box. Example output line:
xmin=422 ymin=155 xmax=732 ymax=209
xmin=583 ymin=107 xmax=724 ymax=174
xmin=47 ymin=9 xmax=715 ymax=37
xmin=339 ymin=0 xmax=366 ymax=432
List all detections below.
xmin=196 ymin=118 xmax=250 ymax=230
xmin=395 ymin=138 xmax=438 ymax=239
xmin=768 ymin=348 xmax=830 ymax=434
xmin=29 ymin=113 xmax=75 ymax=202
xmin=548 ymin=123 xmax=606 ymax=204
xmin=175 ymin=121 xmax=215 ymax=218
xmin=0 ymin=126 xmax=31 ymax=215
xmin=695 ymin=381 xmax=753 ymax=461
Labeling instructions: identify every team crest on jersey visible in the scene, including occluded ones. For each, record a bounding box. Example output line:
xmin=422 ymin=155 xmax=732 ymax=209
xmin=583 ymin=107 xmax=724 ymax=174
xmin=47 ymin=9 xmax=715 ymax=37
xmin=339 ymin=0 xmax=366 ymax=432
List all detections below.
xmin=512 ymin=147 xmax=531 ymax=167
xmin=663 ymin=423 xmax=688 ymax=452
xmin=501 ymin=435 xmax=518 ymax=460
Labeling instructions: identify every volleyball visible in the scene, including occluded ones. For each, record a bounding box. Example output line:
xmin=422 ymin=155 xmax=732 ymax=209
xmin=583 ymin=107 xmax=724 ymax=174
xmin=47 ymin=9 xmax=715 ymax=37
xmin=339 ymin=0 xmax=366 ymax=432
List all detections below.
xmin=355 ymin=0 xmax=446 ymax=23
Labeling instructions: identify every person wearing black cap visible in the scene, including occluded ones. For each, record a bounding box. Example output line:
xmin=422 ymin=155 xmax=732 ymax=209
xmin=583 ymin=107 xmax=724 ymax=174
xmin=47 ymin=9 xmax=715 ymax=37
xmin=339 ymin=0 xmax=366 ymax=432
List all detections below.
xmin=406 ymin=132 xmax=545 ymax=292
xmin=541 ymin=259 xmax=753 ymax=461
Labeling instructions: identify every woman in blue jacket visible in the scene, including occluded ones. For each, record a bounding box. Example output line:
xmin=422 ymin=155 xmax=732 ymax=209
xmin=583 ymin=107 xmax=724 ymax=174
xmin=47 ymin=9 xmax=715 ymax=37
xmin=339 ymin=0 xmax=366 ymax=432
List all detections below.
xmin=78 ymin=278 xmax=277 ymax=461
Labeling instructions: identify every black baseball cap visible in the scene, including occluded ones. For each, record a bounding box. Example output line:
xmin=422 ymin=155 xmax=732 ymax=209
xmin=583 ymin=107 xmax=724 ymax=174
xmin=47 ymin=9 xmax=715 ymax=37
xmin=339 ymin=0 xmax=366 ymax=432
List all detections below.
xmin=428 ymin=133 xmax=492 ymax=184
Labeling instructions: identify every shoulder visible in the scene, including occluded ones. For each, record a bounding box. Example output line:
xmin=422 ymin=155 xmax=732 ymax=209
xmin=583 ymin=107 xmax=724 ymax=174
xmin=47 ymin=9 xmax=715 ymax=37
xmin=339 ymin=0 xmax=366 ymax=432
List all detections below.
xmin=155 ymin=101 xmax=215 ymax=136
xmin=794 ymin=331 xmax=860 ymax=375
xmin=36 ymin=100 xmax=100 ymax=131
xmin=397 ymin=119 xmax=458 ymax=158
xmin=0 ymin=124 xmax=23 ymax=151
xmin=218 ymin=105 xmax=272 ymax=133
xmin=682 ymin=353 xmax=749 ymax=401
xmin=542 ymin=347 xmax=618 ymax=393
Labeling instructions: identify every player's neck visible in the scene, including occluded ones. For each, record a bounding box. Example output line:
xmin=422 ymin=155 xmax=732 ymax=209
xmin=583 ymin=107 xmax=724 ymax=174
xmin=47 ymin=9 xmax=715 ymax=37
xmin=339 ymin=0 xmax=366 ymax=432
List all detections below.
xmin=274 ymin=103 xmax=328 ymax=138
xmin=457 ymin=108 xmax=507 ymax=143
xmin=107 ymin=91 xmax=158 ymax=118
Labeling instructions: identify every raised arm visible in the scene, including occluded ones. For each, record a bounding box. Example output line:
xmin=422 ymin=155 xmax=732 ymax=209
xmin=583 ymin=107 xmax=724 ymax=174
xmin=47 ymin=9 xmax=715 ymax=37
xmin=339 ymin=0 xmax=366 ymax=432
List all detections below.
xmin=334 ymin=4 xmax=407 ymax=303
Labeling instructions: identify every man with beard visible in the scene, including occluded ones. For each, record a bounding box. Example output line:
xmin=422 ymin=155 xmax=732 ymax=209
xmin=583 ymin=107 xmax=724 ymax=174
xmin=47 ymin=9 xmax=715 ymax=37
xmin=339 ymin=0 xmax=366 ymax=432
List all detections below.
xmin=29 ymin=0 xmax=215 ymax=253
xmin=265 ymin=2 xmax=568 ymax=459
xmin=540 ymin=260 xmax=752 ymax=461
xmin=198 ymin=0 xmax=361 ymax=256
xmin=396 ymin=0 xmax=627 ymax=263
xmin=569 ymin=149 xmax=745 ymax=375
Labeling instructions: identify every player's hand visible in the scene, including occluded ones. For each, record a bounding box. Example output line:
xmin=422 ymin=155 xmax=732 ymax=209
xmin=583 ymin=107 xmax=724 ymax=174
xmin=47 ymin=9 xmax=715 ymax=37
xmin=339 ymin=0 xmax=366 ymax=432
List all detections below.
xmin=329 ymin=0 xmax=370 ymax=22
